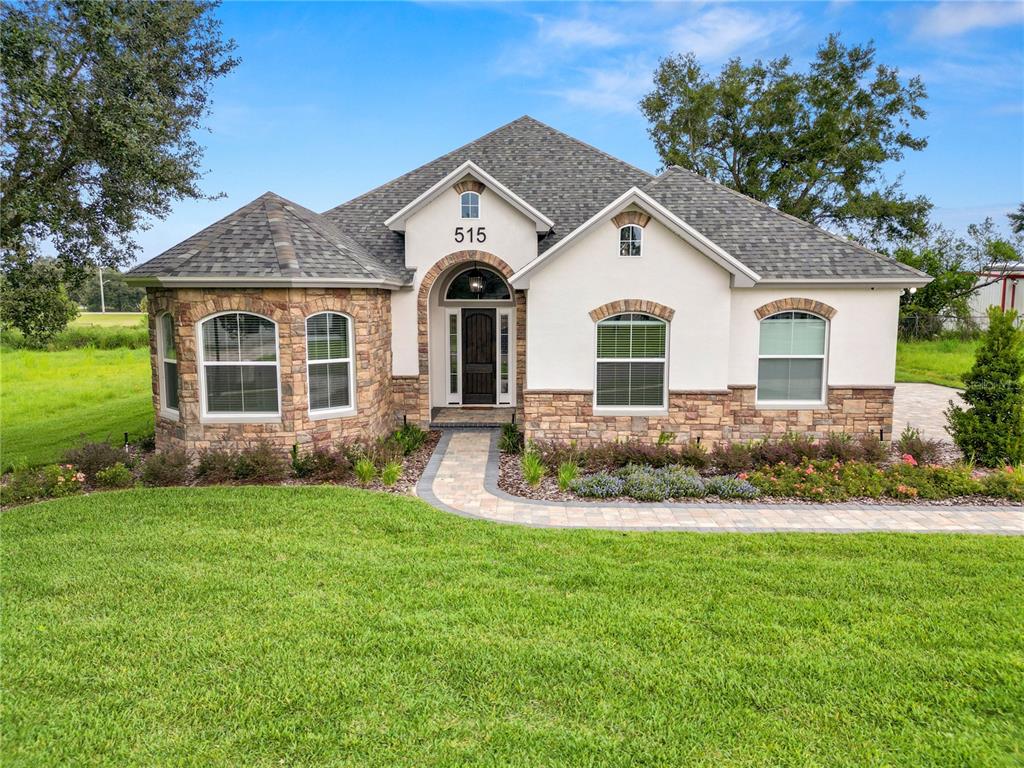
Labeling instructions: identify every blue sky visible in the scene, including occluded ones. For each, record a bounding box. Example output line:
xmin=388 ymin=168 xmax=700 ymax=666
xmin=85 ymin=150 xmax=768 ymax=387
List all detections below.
xmin=135 ymin=0 xmax=1024 ymax=264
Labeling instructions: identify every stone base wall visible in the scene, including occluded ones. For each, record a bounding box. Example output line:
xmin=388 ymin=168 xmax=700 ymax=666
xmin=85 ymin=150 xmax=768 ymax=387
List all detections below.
xmin=523 ymin=386 xmax=894 ymax=447
xmin=392 ymin=375 xmax=426 ymax=425
xmin=148 ymin=287 xmax=395 ymax=457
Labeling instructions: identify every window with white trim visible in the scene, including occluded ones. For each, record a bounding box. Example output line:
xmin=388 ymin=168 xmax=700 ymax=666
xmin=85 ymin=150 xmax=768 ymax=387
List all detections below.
xmin=595 ymin=313 xmax=666 ymax=408
xmin=619 ymin=224 xmax=642 ymax=257
xmin=306 ymin=312 xmax=355 ymax=413
xmin=460 ymin=191 xmax=480 ymax=219
xmin=200 ymin=313 xmax=279 ymax=415
xmin=757 ymin=311 xmax=827 ymax=402
xmin=158 ymin=312 xmax=179 ymax=414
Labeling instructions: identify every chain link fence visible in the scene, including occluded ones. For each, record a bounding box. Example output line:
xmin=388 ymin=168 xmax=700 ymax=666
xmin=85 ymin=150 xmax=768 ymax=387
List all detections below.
xmin=899 ymin=313 xmax=1021 ymax=341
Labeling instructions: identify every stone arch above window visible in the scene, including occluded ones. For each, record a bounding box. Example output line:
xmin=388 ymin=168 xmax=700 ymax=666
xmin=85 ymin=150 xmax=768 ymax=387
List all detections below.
xmin=754 ymin=297 xmax=837 ymax=320
xmin=589 ymin=299 xmax=675 ymax=323
xmin=453 ymin=179 xmax=485 ymax=195
xmin=611 ymin=210 xmax=651 ymax=229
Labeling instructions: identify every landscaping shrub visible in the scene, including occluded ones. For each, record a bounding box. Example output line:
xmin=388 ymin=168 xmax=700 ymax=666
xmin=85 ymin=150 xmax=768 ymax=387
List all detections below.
xmin=895 ymin=425 xmax=944 ymax=466
xmin=195 ymin=449 xmax=238 ymax=484
xmin=498 ymin=422 xmax=523 ymax=454
xmin=1 ymin=463 xmax=85 ymax=505
xmin=658 ymin=466 xmax=706 ymax=498
xmin=753 ymin=433 xmax=818 ymax=466
xmin=947 ymin=306 xmax=1024 ymax=466
xmin=704 ymin=475 xmax=760 ymax=499
xmin=380 ymin=461 xmax=402 ymax=486
xmin=531 ymin=440 xmax=583 ymax=471
xmin=587 ymin=439 xmax=679 ymax=469
xmin=855 ymin=434 xmax=889 ymax=464
xmin=140 ymin=450 xmax=189 ymax=487
xmin=557 ymin=460 xmax=579 ymax=491
xmin=620 ymin=468 xmax=670 ymax=502
xmin=390 ymin=423 xmax=428 ymax=456
xmin=981 ymin=465 xmax=1024 ymax=501
xmin=521 ymin=450 xmax=546 ymax=486
xmin=353 ymin=457 xmax=376 ymax=485
xmin=349 ymin=438 xmax=403 ymax=469
xmin=234 ymin=444 xmax=289 ymax=483
xmin=818 ymin=433 xmax=860 ymax=463
xmin=62 ymin=439 xmax=126 ymax=481
xmin=677 ymin=441 xmax=710 ymax=471
xmin=291 ymin=447 xmax=351 ymax=481
xmin=569 ymin=471 xmax=624 ymax=498
xmin=130 ymin=430 xmax=157 ymax=453
xmin=710 ymin=441 xmax=756 ymax=473
xmin=94 ymin=462 xmax=134 ymax=489
xmin=886 ymin=461 xmax=982 ymax=500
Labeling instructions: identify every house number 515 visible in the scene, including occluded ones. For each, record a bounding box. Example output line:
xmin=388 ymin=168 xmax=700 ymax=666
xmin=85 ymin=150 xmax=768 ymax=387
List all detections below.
xmin=454 ymin=226 xmax=486 ymax=244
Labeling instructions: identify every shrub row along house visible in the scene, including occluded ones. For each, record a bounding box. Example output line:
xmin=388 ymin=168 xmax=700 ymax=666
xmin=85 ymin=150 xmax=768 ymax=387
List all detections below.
xmin=126 ymin=116 xmax=931 ymax=455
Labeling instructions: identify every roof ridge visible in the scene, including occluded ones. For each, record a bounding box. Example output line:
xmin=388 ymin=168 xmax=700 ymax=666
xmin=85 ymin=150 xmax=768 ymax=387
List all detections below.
xmin=514 ymin=115 xmax=654 ymax=180
xmin=650 ymin=167 xmax=929 ymax=280
xmin=263 ymin=196 xmax=301 ymax=276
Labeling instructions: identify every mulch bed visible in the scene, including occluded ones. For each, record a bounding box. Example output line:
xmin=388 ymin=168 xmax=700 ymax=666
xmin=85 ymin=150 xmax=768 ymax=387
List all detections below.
xmin=497 ymin=451 xmax=1017 ymax=508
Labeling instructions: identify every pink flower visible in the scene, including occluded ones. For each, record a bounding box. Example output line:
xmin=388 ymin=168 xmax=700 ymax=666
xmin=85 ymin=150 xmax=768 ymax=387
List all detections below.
xmin=804 ymin=465 xmax=816 ymax=475
xmin=901 ymin=454 xmax=918 ymax=466
xmin=738 ymin=472 xmax=749 ymax=480
xmin=1006 ymin=466 xmax=1016 ymax=474
xmin=74 ymin=472 xmax=86 ymax=483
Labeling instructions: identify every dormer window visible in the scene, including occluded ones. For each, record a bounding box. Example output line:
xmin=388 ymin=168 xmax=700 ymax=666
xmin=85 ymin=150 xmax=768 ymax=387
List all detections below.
xmin=619 ymin=224 xmax=642 ymax=257
xmin=460 ymin=191 xmax=480 ymax=219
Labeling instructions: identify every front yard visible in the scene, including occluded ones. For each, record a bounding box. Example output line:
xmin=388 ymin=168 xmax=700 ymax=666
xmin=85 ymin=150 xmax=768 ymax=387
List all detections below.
xmin=3 ymin=487 xmax=1022 ymax=766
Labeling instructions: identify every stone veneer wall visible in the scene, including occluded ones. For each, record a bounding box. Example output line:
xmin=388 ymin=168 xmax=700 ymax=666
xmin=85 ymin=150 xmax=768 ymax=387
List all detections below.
xmin=523 ymin=386 xmax=894 ymax=447
xmin=148 ymin=287 xmax=394 ymax=456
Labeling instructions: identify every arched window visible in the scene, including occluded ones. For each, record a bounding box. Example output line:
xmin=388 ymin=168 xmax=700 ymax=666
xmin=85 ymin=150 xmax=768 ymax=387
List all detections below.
xmin=199 ymin=312 xmax=280 ymax=416
xmin=619 ymin=225 xmax=642 ymax=257
xmin=757 ymin=311 xmax=828 ymax=403
xmin=445 ymin=266 xmax=511 ymax=301
xmin=595 ymin=313 xmax=666 ymax=408
xmin=306 ymin=312 xmax=355 ymax=414
xmin=158 ymin=312 xmax=179 ymax=416
xmin=460 ymin=191 xmax=480 ymax=219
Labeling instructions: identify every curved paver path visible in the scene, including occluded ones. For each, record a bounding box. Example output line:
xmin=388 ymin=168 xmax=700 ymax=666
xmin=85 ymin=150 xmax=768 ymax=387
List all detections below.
xmin=416 ymin=431 xmax=1023 ymax=534
xmin=893 ymin=383 xmax=964 ymax=442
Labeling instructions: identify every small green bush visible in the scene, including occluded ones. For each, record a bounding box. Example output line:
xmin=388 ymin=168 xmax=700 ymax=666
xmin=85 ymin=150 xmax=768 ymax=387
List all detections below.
xmin=704 ymin=475 xmax=760 ymax=499
xmin=380 ymin=460 xmax=402 ymax=486
xmin=233 ymin=444 xmax=289 ymax=483
xmin=895 ymin=425 xmax=944 ymax=465
xmin=62 ymin=439 xmax=125 ymax=481
xmin=1 ymin=463 xmax=85 ymax=505
xmin=677 ymin=441 xmax=710 ymax=471
xmin=354 ymin=457 xmax=376 ymax=485
xmin=710 ymin=441 xmax=756 ymax=473
xmin=195 ymin=449 xmax=238 ymax=484
xmin=569 ymin=472 xmax=625 ymax=498
xmin=292 ymin=447 xmax=351 ymax=481
xmin=521 ymin=450 xmax=546 ymax=486
xmin=140 ymin=450 xmax=190 ymax=487
xmin=981 ymin=465 xmax=1024 ymax=501
xmin=659 ymin=466 xmax=706 ymax=498
xmin=95 ymin=462 xmax=135 ymax=489
xmin=391 ymin=423 xmax=428 ymax=456
xmin=498 ymin=422 xmax=524 ymax=454
xmin=557 ymin=460 xmax=579 ymax=491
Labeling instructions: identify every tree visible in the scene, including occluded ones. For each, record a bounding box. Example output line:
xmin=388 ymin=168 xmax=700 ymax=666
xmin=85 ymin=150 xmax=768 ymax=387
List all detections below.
xmin=640 ymin=34 xmax=930 ymax=243
xmin=70 ymin=268 xmax=145 ymax=312
xmin=0 ymin=0 xmax=238 ymax=278
xmin=0 ymin=257 xmax=78 ymax=345
xmin=946 ymin=307 xmax=1024 ymax=466
xmin=1009 ymin=203 xmax=1024 ymax=236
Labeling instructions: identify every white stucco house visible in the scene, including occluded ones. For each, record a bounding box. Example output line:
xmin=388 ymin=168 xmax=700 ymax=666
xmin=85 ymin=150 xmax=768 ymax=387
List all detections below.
xmin=126 ymin=116 xmax=931 ymax=455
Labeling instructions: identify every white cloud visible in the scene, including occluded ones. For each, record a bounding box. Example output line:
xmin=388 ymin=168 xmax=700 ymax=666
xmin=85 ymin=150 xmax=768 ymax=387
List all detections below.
xmin=668 ymin=6 xmax=802 ymax=61
xmin=915 ymin=1 xmax=1024 ymax=38
xmin=536 ymin=16 xmax=626 ymax=49
xmin=550 ymin=61 xmax=654 ymax=114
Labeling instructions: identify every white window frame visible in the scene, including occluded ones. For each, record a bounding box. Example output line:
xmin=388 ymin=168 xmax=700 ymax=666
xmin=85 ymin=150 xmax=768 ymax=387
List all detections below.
xmin=305 ymin=311 xmax=356 ymax=419
xmin=618 ymin=224 xmax=643 ymax=258
xmin=756 ymin=311 xmax=829 ymax=409
xmin=197 ymin=311 xmax=281 ymax=423
xmin=446 ymin=308 xmax=462 ymax=405
xmin=460 ymin=191 xmax=480 ymax=219
xmin=157 ymin=312 xmax=179 ymax=421
xmin=593 ymin=312 xmax=668 ymax=414
xmin=498 ymin=308 xmax=512 ymax=406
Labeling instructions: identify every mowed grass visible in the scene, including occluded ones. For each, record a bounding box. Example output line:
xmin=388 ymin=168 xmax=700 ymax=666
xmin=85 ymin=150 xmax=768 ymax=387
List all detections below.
xmin=72 ymin=311 xmax=145 ymax=327
xmin=3 ymin=487 xmax=1022 ymax=767
xmin=0 ymin=346 xmax=152 ymax=468
xmin=896 ymin=338 xmax=978 ymax=389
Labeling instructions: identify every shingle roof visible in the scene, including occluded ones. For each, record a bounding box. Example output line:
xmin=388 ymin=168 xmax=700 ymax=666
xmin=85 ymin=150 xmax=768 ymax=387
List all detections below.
xmin=323 ymin=115 xmax=653 ymax=274
xmin=640 ymin=167 xmax=929 ymax=281
xmin=128 ymin=192 xmax=407 ymax=284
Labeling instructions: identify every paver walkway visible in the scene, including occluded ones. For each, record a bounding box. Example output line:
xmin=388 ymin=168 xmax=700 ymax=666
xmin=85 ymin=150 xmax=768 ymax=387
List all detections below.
xmin=417 ymin=430 xmax=1022 ymax=534
xmin=893 ymin=382 xmax=964 ymax=442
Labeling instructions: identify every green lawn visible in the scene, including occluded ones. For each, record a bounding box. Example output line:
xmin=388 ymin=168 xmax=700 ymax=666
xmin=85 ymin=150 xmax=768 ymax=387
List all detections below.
xmin=72 ymin=311 xmax=145 ymax=328
xmin=0 ymin=346 xmax=152 ymax=468
xmin=3 ymin=487 xmax=1022 ymax=767
xmin=896 ymin=338 xmax=978 ymax=389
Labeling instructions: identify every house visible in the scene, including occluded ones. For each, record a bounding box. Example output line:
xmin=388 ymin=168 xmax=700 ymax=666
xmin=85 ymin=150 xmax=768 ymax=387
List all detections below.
xmin=125 ymin=116 xmax=931 ymax=455
xmin=969 ymin=262 xmax=1024 ymax=325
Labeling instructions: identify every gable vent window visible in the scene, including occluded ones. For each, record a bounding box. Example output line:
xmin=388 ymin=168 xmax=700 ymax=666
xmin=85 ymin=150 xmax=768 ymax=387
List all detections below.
xmin=619 ymin=225 xmax=642 ymax=257
xmin=460 ymin=191 xmax=480 ymax=219
xmin=595 ymin=313 xmax=666 ymax=408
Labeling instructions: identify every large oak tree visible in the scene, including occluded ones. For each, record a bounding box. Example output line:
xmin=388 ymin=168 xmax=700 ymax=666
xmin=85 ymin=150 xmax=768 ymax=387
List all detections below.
xmin=1 ymin=0 xmax=238 ymax=277
xmin=640 ymin=34 xmax=931 ymax=243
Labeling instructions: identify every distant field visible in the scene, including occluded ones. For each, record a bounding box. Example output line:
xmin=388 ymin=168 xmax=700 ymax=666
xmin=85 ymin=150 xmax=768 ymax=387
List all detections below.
xmin=0 ymin=347 xmax=151 ymax=469
xmin=73 ymin=312 xmax=145 ymax=327
xmin=896 ymin=338 xmax=977 ymax=389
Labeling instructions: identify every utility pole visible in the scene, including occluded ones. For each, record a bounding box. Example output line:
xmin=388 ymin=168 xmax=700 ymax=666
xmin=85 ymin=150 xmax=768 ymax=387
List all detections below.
xmin=98 ymin=265 xmax=106 ymax=313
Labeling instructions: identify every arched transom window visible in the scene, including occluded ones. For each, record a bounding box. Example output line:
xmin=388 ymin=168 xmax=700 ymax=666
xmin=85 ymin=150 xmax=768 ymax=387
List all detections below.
xmin=595 ymin=313 xmax=666 ymax=408
xmin=460 ymin=191 xmax=480 ymax=219
xmin=306 ymin=312 xmax=355 ymax=414
xmin=757 ymin=311 xmax=828 ymax=403
xmin=199 ymin=312 xmax=280 ymax=416
xmin=619 ymin=225 xmax=642 ymax=257
xmin=445 ymin=266 xmax=511 ymax=301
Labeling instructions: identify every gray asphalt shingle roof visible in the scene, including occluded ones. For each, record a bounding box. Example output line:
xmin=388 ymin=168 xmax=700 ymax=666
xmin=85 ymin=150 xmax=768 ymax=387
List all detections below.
xmin=129 ymin=115 xmax=927 ymax=285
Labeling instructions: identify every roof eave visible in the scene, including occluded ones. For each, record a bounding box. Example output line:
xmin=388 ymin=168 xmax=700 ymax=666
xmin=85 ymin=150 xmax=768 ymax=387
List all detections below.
xmin=124 ymin=275 xmax=409 ymax=290
xmin=756 ymin=276 xmax=934 ymax=288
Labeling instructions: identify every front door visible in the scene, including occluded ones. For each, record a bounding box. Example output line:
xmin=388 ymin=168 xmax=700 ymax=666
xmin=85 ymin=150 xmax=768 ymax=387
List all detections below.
xmin=462 ymin=308 xmax=496 ymax=404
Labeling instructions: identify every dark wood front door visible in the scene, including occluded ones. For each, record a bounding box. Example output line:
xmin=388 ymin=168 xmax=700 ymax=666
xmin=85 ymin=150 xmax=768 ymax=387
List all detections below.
xmin=462 ymin=308 xmax=496 ymax=404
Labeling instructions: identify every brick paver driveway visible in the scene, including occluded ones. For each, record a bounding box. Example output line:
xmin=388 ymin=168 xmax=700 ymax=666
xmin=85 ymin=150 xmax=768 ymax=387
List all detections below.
xmin=893 ymin=383 xmax=964 ymax=442
xmin=417 ymin=431 xmax=1022 ymax=535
